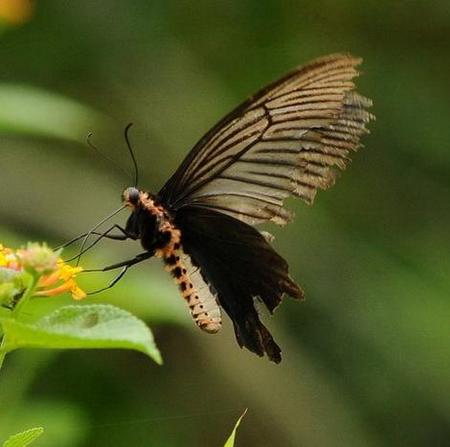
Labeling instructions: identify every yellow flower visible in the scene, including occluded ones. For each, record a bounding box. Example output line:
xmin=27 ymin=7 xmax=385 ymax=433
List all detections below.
xmin=37 ymin=260 xmax=86 ymax=300
xmin=0 ymin=244 xmax=20 ymax=270
xmin=0 ymin=243 xmax=86 ymax=301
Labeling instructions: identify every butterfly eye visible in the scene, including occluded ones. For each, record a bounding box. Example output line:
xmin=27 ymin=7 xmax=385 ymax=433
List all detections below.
xmin=122 ymin=187 xmax=140 ymax=206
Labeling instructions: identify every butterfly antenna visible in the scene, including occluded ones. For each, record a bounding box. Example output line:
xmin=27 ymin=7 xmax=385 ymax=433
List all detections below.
xmin=86 ymin=133 xmax=129 ymax=179
xmin=124 ymin=123 xmax=139 ymax=187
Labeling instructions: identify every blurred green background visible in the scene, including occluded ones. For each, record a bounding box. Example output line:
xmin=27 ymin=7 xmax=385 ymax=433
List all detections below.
xmin=0 ymin=1 xmax=449 ymax=446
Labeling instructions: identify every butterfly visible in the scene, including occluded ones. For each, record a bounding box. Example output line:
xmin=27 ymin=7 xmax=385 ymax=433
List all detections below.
xmin=79 ymin=54 xmax=374 ymax=363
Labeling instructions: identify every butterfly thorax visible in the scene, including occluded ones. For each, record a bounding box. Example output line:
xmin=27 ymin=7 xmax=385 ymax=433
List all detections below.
xmin=122 ymin=188 xmax=222 ymax=333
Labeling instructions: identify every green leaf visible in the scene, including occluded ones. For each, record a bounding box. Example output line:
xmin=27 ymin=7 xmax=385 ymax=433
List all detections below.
xmin=224 ymin=409 xmax=247 ymax=447
xmin=0 ymin=304 xmax=162 ymax=364
xmin=0 ymin=84 xmax=110 ymax=142
xmin=3 ymin=427 xmax=44 ymax=447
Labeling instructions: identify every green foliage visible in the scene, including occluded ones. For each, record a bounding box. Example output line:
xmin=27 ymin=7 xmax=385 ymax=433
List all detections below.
xmin=2 ymin=427 xmax=43 ymax=447
xmin=224 ymin=410 xmax=247 ymax=447
xmin=0 ymin=304 xmax=161 ymax=365
xmin=0 ymin=84 xmax=109 ymax=142
xmin=0 ymin=1 xmax=449 ymax=446
xmin=0 ymin=243 xmax=162 ymax=370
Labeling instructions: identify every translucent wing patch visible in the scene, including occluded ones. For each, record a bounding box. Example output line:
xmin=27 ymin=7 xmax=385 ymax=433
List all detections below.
xmin=177 ymin=249 xmax=222 ymax=334
xmin=158 ymin=54 xmax=374 ymax=226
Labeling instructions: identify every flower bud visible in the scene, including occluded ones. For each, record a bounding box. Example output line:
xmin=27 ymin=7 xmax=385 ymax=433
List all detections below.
xmin=16 ymin=243 xmax=58 ymax=276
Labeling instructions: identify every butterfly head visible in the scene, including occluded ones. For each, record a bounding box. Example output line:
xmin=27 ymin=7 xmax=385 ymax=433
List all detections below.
xmin=122 ymin=186 xmax=141 ymax=209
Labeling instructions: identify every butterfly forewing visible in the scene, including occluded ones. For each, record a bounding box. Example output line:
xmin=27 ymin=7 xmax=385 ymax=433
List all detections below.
xmin=158 ymin=54 xmax=373 ymax=226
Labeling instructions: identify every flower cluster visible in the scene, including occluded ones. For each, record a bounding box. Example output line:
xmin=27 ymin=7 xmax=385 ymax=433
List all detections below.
xmin=0 ymin=243 xmax=86 ymax=304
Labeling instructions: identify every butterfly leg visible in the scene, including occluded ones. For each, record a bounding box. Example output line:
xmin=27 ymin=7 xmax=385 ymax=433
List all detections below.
xmin=54 ymin=232 xmax=91 ymax=250
xmin=87 ymin=266 xmax=129 ymax=295
xmin=75 ymin=224 xmax=134 ymax=265
xmin=55 ymin=225 xmax=130 ymax=250
xmin=84 ymin=251 xmax=154 ymax=294
xmin=85 ymin=251 xmax=154 ymax=273
xmin=63 ymin=225 xmax=133 ymax=263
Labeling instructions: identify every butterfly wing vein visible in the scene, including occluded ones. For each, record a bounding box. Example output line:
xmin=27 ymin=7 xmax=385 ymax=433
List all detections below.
xmin=159 ymin=54 xmax=374 ymax=226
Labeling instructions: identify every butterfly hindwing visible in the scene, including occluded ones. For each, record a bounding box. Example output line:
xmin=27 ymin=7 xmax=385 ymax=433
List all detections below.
xmin=175 ymin=206 xmax=303 ymax=363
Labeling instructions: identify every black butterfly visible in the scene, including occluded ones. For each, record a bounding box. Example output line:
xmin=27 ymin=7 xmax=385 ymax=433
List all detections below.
xmin=78 ymin=54 xmax=374 ymax=363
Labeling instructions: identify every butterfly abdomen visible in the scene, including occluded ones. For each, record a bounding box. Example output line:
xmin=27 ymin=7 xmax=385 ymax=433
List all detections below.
xmin=143 ymin=198 xmax=221 ymax=334
xmin=161 ymin=245 xmax=222 ymax=334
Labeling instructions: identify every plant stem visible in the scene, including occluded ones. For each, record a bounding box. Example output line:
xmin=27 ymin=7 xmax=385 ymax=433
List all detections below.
xmin=0 ymin=335 xmax=7 ymax=370
xmin=0 ymin=274 xmax=39 ymax=370
xmin=12 ymin=274 xmax=38 ymax=317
